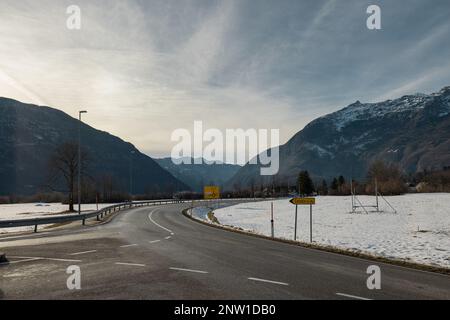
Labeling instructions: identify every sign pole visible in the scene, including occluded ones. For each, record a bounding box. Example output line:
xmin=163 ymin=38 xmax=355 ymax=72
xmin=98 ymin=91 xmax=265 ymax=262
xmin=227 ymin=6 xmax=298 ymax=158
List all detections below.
xmin=289 ymin=197 xmax=315 ymax=243
xmin=271 ymin=202 xmax=274 ymax=238
xmin=294 ymin=204 xmax=298 ymax=241
xmin=310 ymin=204 xmax=313 ymax=243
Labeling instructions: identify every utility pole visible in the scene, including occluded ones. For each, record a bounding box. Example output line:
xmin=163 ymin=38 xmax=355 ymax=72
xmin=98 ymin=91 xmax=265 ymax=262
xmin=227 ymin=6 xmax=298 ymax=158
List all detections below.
xmin=78 ymin=110 xmax=87 ymax=215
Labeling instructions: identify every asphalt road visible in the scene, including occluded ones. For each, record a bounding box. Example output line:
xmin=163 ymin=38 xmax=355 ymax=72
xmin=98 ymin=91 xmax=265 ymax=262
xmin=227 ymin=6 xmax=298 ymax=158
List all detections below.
xmin=0 ymin=202 xmax=449 ymax=300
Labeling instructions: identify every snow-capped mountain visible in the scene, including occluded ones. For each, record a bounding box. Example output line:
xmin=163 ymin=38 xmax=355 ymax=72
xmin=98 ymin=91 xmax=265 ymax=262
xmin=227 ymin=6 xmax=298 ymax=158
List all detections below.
xmin=226 ymin=86 xmax=450 ymax=189
xmin=326 ymin=86 xmax=450 ymax=131
xmin=0 ymin=98 xmax=188 ymax=195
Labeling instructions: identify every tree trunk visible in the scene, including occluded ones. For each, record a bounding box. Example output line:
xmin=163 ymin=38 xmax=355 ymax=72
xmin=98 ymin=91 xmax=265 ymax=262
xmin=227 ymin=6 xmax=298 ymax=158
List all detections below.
xmin=69 ymin=176 xmax=74 ymax=212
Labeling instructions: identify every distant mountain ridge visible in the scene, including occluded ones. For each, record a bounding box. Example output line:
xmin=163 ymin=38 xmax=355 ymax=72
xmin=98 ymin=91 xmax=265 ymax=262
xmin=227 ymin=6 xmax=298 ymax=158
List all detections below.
xmin=155 ymin=157 xmax=241 ymax=192
xmin=226 ymin=86 xmax=450 ymax=189
xmin=0 ymin=97 xmax=188 ymax=195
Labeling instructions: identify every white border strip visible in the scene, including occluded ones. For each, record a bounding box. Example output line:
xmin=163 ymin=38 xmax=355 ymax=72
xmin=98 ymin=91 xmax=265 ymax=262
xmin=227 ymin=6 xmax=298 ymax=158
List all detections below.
xmin=170 ymin=267 xmax=208 ymax=274
xmin=248 ymin=277 xmax=289 ymax=286
xmin=336 ymin=292 xmax=372 ymax=300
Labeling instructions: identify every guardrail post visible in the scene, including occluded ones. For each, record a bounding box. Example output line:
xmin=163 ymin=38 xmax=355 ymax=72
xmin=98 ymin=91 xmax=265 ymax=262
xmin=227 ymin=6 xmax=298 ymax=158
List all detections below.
xmin=34 ymin=224 xmax=38 ymax=233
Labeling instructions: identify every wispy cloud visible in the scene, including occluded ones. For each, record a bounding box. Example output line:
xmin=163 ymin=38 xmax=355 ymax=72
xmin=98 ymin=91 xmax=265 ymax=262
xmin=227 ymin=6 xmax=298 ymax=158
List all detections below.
xmin=0 ymin=0 xmax=449 ymax=160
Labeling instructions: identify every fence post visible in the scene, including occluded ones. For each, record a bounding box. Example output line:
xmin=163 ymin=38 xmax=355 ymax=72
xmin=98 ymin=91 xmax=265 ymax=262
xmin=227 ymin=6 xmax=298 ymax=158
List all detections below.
xmin=34 ymin=224 xmax=38 ymax=233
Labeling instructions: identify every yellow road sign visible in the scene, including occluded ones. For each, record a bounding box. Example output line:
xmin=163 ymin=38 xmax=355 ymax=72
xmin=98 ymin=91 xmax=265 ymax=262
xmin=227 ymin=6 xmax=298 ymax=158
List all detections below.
xmin=290 ymin=197 xmax=316 ymax=205
xmin=204 ymin=186 xmax=220 ymax=199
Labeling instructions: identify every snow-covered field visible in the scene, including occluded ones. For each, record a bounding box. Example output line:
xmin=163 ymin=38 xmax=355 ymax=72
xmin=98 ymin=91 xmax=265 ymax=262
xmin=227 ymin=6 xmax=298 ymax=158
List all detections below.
xmin=213 ymin=194 xmax=450 ymax=268
xmin=0 ymin=203 xmax=117 ymax=234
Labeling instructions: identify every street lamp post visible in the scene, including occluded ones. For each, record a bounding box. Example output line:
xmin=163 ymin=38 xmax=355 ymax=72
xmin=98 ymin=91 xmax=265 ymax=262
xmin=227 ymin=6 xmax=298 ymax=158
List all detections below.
xmin=78 ymin=110 xmax=87 ymax=215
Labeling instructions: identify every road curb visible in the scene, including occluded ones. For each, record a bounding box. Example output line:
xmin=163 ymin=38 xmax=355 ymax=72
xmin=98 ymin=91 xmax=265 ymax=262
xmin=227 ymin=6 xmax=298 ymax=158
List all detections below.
xmin=182 ymin=208 xmax=450 ymax=276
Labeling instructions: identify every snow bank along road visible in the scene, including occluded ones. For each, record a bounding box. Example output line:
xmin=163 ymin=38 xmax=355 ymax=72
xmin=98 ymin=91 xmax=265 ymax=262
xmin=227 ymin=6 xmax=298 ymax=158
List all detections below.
xmin=0 ymin=202 xmax=449 ymax=299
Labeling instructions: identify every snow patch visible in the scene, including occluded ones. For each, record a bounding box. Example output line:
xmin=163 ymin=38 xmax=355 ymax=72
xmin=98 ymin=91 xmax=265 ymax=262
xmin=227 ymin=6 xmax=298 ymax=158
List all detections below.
xmin=0 ymin=202 xmax=119 ymax=234
xmin=214 ymin=194 xmax=450 ymax=268
xmin=303 ymin=143 xmax=334 ymax=158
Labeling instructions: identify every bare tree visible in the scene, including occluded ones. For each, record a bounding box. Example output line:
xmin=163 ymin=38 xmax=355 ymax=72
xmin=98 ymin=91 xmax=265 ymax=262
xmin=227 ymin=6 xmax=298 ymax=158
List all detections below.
xmin=100 ymin=174 xmax=115 ymax=202
xmin=366 ymin=160 xmax=406 ymax=195
xmin=48 ymin=142 xmax=90 ymax=211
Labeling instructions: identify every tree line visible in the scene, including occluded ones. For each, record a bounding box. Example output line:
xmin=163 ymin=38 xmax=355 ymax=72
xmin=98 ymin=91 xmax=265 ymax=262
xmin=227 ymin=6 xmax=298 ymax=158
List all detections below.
xmin=0 ymin=142 xmax=174 ymax=209
xmin=297 ymin=160 xmax=408 ymax=196
xmin=228 ymin=159 xmax=444 ymax=198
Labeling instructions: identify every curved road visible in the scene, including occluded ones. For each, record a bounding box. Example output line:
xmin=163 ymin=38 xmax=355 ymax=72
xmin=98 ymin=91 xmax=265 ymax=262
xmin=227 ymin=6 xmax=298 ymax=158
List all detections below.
xmin=1 ymin=202 xmax=449 ymax=300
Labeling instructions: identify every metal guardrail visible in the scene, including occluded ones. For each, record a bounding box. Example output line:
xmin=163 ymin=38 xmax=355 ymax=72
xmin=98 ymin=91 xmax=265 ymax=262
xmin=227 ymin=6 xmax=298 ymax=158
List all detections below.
xmin=0 ymin=198 xmax=270 ymax=233
xmin=0 ymin=199 xmax=190 ymax=233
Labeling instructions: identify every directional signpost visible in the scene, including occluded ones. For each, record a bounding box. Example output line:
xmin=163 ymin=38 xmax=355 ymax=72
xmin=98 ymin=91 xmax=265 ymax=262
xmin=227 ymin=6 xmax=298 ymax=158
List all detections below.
xmin=204 ymin=186 xmax=220 ymax=209
xmin=204 ymin=186 xmax=220 ymax=199
xmin=290 ymin=198 xmax=316 ymax=206
xmin=290 ymin=197 xmax=316 ymax=243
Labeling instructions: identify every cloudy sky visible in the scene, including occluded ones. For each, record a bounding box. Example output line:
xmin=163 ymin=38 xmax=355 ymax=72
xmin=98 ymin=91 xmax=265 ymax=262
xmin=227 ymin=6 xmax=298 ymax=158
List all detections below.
xmin=1 ymin=0 xmax=450 ymax=161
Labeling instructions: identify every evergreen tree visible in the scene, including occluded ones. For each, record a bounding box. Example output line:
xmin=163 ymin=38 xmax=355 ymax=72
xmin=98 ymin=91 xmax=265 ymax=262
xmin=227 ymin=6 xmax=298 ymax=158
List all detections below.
xmin=320 ymin=179 xmax=328 ymax=195
xmin=331 ymin=177 xmax=339 ymax=191
xmin=297 ymin=171 xmax=315 ymax=196
xmin=338 ymin=175 xmax=346 ymax=186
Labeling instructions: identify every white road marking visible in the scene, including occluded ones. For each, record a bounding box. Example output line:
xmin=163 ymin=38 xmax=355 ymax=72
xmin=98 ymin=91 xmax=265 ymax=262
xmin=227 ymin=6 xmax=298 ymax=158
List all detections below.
xmin=149 ymin=240 xmax=161 ymax=244
xmin=248 ymin=277 xmax=289 ymax=286
xmin=120 ymin=244 xmax=138 ymax=248
xmin=8 ymin=256 xmax=81 ymax=263
xmin=44 ymin=258 xmax=83 ymax=262
xmin=148 ymin=209 xmax=174 ymax=235
xmin=115 ymin=262 xmax=146 ymax=267
xmin=1 ymin=257 xmax=42 ymax=265
xmin=69 ymin=250 xmax=97 ymax=256
xmin=336 ymin=293 xmax=372 ymax=300
xmin=169 ymin=267 xmax=209 ymax=274
xmin=165 ymin=236 xmax=172 ymax=240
